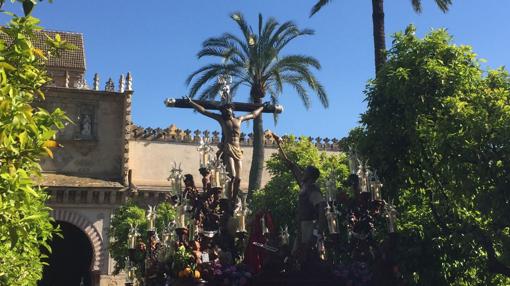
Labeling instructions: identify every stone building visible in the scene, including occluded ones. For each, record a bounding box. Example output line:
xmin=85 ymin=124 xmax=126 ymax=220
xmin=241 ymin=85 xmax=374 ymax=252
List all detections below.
xmin=33 ymin=30 xmax=342 ymax=286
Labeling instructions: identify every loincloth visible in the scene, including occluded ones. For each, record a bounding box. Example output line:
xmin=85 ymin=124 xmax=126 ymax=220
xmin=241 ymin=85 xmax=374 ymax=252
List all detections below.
xmin=221 ymin=143 xmax=243 ymax=161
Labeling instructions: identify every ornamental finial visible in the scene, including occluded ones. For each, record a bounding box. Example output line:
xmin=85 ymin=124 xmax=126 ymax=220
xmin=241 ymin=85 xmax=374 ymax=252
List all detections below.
xmin=126 ymin=72 xmax=133 ymax=91
xmin=93 ymin=73 xmax=99 ymax=90
xmin=118 ymin=74 xmax=125 ymax=93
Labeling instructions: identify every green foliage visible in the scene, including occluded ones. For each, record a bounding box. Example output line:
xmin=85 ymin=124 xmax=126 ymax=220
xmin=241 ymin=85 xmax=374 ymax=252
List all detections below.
xmin=187 ymin=12 xmax=328 ymax=107
xmin=0 ymin=14 xmax=68 ymax=286
xmin=109 ymin=201 xmax=176 ymax=275
xmin=361 ymin=25 xmax=510 ymax=285
xmin=251 ymin=136 xmax=349 ymax=237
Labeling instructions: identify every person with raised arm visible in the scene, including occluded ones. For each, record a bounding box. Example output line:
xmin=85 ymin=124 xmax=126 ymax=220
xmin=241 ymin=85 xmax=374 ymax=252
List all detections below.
xmin=270 ymin=132 xmax=326 ymax=268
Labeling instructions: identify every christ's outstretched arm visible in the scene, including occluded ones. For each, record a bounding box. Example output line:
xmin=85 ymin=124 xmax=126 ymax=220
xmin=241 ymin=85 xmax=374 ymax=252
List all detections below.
xmin=239 ymin=105 xmax=264 ymax=122
xmin=187 ymin=97 xmax=221 ymax=121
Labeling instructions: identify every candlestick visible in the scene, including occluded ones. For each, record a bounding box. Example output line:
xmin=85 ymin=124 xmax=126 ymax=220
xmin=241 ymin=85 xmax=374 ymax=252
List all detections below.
xmin=127 ymin=224 xmax=138 ymax=249
xmin=126 ymin=266 xmax=136 ymax=285
xmin=325 ymin=204 xmax=340 ymax=234
xmin=188 ymin=222 xmax=196 ymax=242
xmin=386 ymin=204 xmax=397 ymax=233
xmin=146 ymin=205 xmax=156 ymax=232
xmin=176 ymin=205 xmax=187 ymax=229
xmin=348 ymin=147 xmax=358 ymax=174
xmin=280 ymin=225 xmax=290 ymax=245
xmin=326 ymin=175 xmax=336 ymax=202
xmin=369 ymin=172 xmax=383 ymax=201
xmin=214 ymin=169 xmax=221 ymax=188
xmin=261 ymin=216 xmax=269 ymax=235
xmin=236 ymin=213 xmax=246 ymax=233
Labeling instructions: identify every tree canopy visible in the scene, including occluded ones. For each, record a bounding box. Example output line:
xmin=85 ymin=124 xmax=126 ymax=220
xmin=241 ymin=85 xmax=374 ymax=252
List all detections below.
xmin=359 ymin=25 xmax=510 ymax=285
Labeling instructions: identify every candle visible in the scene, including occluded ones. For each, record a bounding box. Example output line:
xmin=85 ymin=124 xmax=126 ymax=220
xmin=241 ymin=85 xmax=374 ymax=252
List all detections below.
xmin=348 ymin=148 xmax=358 ymax=174
xmin=147 ymin=206 xmax=156 ymax=231
xmin=126 ymin=267 xmax=135 ymax=283
xmin=325 ymin=205 xmax=339 ymax=234
xmin=280 ymin=226 xmax=290 ymax=245
xmin=215 ymin=169 xmax=221 ymax=188
xmin=238 ymin=214 xmax=246 ymax=232
xmin=177 ymin=205 xmax=186 ymax=229
xmin=388 ymin=213 xmax=396 ymax=233
xmin=128 ymin=232 xmax=136 ymax=249
xmin=189 ymin=222 xmax=195 ymax=242
xmin=371 ymin=181 xmax=382 ymax=201
xmin=328 ymin=215 xmax=338 ymax=234
xmin=261 ymin=216 xmax=269 ymax=235
xmin=387 ymin=205 xmax=397 ymax=233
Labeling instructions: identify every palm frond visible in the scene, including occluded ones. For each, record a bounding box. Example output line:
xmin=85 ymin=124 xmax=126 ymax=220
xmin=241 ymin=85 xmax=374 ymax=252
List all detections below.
xmin=310 ymin=0 xmax=333 ymax=17
xmin=221 ymin=33 xmax=251 ymax=60
xmin=185 ymin=64 xmax=217 ymax=86
xmin=187 ymin=64 xmax=241 ymax=98
xmin=258 ymin=13 xmax=263 ymax=37
xmin=411 ymin=0 xmax=452 ymax=13
xmin=230 ymin=12 xmax=253 ymax=46
xmin=275 ymin=27 xmax=314 ymax=51
xmin=202 ymin=36 xmax=248 ymax=62
xmin=278 ymin=55 xmax=322 ymax=70
xmin=283 ymin=76 xmax=311 ymax=109
xmin=187 ymin=13 xmax=328 ymax=112
xmin=281 ymin=65 xmax=328 ymax=108
xmin=411 ymin=0 xmax=422 ymax=13
xmin=434 ymin=0 xmax=452 ymax=13
xmin=197 ymin=82 xmax=222 ymax=101
xmin=267 ymin=88 xmax=280 ymax=124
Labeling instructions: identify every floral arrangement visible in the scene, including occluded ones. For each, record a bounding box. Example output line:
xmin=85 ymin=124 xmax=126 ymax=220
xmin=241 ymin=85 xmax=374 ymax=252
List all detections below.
xmin=200 ymin=261 xmax=252 ymax=286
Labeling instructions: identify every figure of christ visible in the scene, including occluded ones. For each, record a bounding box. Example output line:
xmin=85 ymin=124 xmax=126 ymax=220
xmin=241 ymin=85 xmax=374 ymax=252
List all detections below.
xmin=270 ymin=132 xmax=327 ymax=267
xmin=187 ymin=97 xmax=264 ymax=205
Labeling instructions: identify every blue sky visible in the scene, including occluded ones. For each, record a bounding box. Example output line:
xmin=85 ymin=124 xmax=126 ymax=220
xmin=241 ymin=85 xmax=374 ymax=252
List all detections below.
xmin=3 ymin=1 xmax=510 ymax=139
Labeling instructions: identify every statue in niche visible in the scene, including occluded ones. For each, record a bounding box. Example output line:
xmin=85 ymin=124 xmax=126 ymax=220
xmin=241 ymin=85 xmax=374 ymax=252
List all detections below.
xmin=80 ymin=114 xmax=92 ymax=137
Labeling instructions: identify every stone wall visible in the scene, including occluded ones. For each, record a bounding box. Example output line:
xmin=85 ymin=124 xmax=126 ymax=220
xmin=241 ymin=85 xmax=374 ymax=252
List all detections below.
xmin=128 ymin=137 xmax=342 ymax=191
xmin=40 ymin=87 xmax=127 ymax=180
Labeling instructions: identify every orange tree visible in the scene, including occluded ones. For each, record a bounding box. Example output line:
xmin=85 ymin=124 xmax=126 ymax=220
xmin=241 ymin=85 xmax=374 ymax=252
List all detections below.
xmin=360 ymin=26 xmax=510 ymax=285
xmin=0 ymin=11 xmax=70 ymax=285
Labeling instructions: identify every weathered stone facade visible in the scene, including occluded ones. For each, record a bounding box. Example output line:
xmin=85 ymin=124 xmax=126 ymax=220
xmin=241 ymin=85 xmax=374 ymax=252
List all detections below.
xmin=36 ymin=30 xmax=342 ymax=286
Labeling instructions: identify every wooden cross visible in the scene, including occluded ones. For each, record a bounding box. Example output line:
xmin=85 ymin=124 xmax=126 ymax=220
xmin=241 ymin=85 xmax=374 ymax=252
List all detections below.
xmin=164 ymin=98 xmax=283 ymax=114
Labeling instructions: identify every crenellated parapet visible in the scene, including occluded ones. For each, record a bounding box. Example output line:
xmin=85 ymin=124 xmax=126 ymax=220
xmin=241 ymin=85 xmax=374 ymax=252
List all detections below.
xmin=129 ymin=124 xmax=343 ymax=151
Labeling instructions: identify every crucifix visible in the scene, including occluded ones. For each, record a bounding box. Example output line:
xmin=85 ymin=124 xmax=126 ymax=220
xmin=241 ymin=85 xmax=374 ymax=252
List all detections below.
xmin=164 ymin=76 xmax=283 ymax=208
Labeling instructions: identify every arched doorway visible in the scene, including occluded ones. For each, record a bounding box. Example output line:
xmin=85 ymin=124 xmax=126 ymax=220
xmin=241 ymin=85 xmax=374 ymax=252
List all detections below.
xmin=39 ymin=221 xmax=93 ymax=286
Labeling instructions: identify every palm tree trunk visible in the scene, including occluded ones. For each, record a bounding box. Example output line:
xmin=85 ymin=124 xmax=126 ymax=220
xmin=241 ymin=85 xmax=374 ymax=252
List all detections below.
xmin=248 ymin=96 xmax=264 ymax=196
xmin=371 ymin=0 xmax=386 ymax=74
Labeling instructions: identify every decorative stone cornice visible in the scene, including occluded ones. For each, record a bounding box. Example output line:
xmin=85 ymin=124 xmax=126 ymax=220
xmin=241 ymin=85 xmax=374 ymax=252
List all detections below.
xmin=128 ymin=124 xmax=342 ymax=151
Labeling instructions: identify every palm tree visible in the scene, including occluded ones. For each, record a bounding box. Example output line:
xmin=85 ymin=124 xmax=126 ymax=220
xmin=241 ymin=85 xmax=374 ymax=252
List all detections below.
xmin=311 ymin=0 xmax=452 ymax=74
xmin=187 ymin=12 xmax=328 ymax=193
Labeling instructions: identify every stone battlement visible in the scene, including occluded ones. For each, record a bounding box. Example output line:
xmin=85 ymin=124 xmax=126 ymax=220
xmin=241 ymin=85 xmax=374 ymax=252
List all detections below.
xmin=129 ymin=124 xmax=343 ymax=151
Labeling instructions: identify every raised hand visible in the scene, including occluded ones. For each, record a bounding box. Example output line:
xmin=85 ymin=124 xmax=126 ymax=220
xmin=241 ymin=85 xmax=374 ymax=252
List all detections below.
xmin=270 ymin=131 xmax=283 ymax=145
